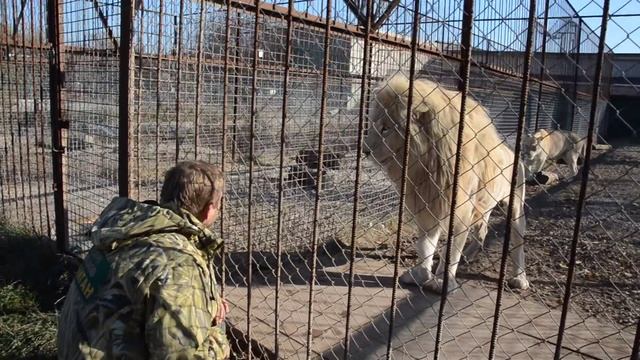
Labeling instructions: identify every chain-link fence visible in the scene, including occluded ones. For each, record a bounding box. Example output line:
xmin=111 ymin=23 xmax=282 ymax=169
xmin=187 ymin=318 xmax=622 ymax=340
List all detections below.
xmin=1 ymin=0 xmax=639 ymax=358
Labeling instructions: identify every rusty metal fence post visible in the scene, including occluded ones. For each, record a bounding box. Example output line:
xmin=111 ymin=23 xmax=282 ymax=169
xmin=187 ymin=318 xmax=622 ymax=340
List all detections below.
xmin=306 ymin=0 xmax=333 ymax=357
xmin=554 ymin=0 xmax=611 ymax=357
xmin=488 ymin=1 xmax=537 ymax=358
xmin=569 ymin=18 xmax=582 ymax=131
xmin=46 ymin=0 xmax=68 ymax=251
xmin=119 ymin=0 xmax=134 ymax=198
xmin=343 ymin=0 xmax=372 ymax=355
xmin=386 ymin=0 xmax=421 ymax=357
xmin=247 ymin=0 xmax=261 ymax=356
xmin=435 ymin=0 xmax=475 ymax=358
xmin=534 ymin=0 xmax=550 ymax=131
xmin=274 ymin=0 xmax=295 ymax=356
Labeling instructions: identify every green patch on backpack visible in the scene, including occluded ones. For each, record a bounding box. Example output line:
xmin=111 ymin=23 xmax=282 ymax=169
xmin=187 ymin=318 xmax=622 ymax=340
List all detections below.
xmin=75 ymin=248 xmax=111 ymax=301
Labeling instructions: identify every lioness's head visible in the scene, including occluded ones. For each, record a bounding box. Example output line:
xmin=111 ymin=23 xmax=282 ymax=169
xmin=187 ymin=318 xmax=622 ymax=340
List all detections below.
xmin=522 ymin=133 xmax=542 ymax=163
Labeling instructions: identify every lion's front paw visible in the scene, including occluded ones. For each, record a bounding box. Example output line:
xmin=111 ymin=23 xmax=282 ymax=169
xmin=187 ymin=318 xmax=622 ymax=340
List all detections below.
xmin=399 ymin=264 xmax=433 ymax=286
xmin=508 ymin=274 xmax=530 ymax=290
xmin=423 ymin=276 xmax=459 ymax=294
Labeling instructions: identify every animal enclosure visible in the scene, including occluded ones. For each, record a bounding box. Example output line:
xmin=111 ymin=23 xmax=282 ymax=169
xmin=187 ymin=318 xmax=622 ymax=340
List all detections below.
xmin=1 ymin=0 xmax=639 ymax=358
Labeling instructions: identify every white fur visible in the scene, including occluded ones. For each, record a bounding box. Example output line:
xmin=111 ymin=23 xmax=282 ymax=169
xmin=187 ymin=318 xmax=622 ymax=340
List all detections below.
xmin=365 ymin=74 xmax=529 ymax=293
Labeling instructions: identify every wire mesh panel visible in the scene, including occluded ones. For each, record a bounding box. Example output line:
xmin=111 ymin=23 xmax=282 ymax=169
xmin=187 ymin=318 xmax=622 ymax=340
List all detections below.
xmin=0 ymin=0 xmax=55 ymax=237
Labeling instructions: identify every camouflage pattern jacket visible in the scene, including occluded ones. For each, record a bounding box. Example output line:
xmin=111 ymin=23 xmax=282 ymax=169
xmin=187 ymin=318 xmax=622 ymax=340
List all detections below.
xmin=57 ymin=197 xmax=230 ymax=359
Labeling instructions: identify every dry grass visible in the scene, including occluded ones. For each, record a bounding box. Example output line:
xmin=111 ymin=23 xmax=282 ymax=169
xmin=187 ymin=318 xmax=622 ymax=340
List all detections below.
xmin=0 ymin=284 xmax=57 ymax=359
xmin=0 ymin=220 xmax=79 ymax=359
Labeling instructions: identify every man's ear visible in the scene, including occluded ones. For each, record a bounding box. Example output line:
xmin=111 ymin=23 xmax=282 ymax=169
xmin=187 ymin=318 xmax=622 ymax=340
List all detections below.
xmin=198 ymin=203 xmax=212 ymax=222
xmin=212 ymin=199 xmax=221 ymax=212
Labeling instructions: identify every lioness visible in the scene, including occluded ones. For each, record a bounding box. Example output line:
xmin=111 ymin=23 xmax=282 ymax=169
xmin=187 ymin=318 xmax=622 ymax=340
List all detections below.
xmin=523 ymin=128 xmax=586 ymax=178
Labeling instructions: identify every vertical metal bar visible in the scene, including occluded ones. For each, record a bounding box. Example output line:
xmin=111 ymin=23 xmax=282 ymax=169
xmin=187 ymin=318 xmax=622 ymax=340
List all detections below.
xmin=0 ymin=42 xmax=9 ymax=213
xmin=442 ymin=2 xmax=451 ymax=54
xmin=569 ymin=19 xmax=582 ymax=131
xmin=488 ymin=1 xmax=537 ymax=358
xmin=386 ymin=0 xmax=420 ymax=357
xmin=119 ymin=0 xmax=134 ymax=198
xmin=528 ymin=19 xmax=538 ymax=129
xmin=305 ymin=0 xmax=332 ymax=356
xmin=456 ymin=0 xmax=473 ymax=94
xmin=154 ymin=0 xmax=164 ymax=200
xmin=247 ymin=0 xmax=262 ymax=357
xmin=135 ymin=8 xmax=145 ymax=199
xmin=534 ymin=0 xmax=550 ymax=130
xmin=17 ymin=0 xmax=36 ymax=230
xmin=194 ymin=0 xmax=205 ymax=160
xmin=46 ymin=0 xmax=68 ymax=250
xmin=27 ymin=0 xmax=44 ymax=233
xmin=10 ymin=0 xmax=28 ymax=222
xmin=231 ymin=18 xmax=240 ymax=162
xmin=173 ymin=15 xmax=178 ymax=54
xmin=434 ymin=1 xmax=474 ymax=358
xmin=343 ymin=0 xmax=371 ymax=356
xmin=0 ymin=134 xmax=5 ymax=213
xmin=498 ymin=0 xmax=504 ymax=59
xmin=554 ymin=1 xmax=610 ymax=357
xmin=38 ymin=0 xmax=52 ymax=238
xmin=174 ymin=0 xmax=184 ymax=163
xmin=484 ymin=35 xmax=490 ymax=66
xmin=274 ymin=0 xmax=295 ymax=356
xmin=0 ymin=3 xmax=16 ymax=216
xmin=220 ymin=0 xmax=232 ymax=301
xmin=632 ymin=318 xmax=640 ymax=360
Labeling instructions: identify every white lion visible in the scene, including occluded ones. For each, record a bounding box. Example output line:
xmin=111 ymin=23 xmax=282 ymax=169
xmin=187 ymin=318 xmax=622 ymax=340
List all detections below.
xmin=523 ymin=128 xmax=586 ymax=178
xmin=364 ymin=74 xmax=529 ymax=293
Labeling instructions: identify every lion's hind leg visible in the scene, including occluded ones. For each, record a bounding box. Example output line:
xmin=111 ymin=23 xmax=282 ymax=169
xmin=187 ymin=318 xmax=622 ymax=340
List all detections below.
xmin=462 ymin=209 xmax=492 ymax=264
xmin=563 ymin=150 xmax=581 ymax=178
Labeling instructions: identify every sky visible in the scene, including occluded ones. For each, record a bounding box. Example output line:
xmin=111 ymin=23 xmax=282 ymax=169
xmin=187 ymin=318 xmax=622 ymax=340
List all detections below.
xmin=570 ymin=0 xmax=640 ymax=53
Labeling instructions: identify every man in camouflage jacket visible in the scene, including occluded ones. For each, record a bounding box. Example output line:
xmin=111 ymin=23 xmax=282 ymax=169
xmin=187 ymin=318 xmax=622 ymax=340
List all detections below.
xmin=57 ymin=161 xmax=230 ymax=359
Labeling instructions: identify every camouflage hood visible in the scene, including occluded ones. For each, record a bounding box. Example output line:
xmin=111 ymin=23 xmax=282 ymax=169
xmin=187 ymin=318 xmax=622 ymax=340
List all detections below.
xmin=89 ymin=197 xmax=222 ymax=254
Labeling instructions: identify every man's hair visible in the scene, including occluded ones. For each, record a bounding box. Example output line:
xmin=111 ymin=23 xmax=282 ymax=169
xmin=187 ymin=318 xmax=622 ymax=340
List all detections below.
xmin=160 ymin=160 xmax=224 ymax=216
